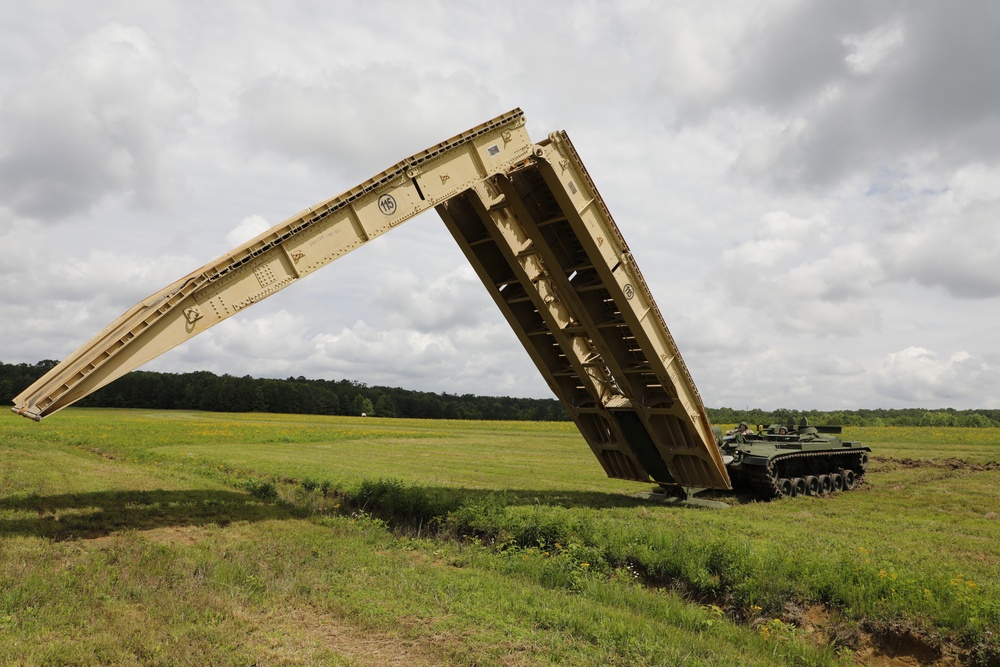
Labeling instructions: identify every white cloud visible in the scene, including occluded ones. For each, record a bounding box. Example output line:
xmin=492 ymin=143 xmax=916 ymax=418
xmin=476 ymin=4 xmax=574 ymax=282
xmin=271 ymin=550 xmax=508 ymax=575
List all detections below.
xmin=872 ymin=166 xmax=1000 ymax=299
xmin=693 ymin=346 xmax=870 ymax=411
xmin=875 ymin=347 xmax=996 ymax=407
xmin=145 ymin=309 xmax=312 ymax=378
xmin=716 ymin=211 xmax=883 ymax=335
xmin=371 ymin=265 xmax=492 ymax=332
xmin=881 ymin=206 xmax=1000 ymax=299
xmin=225 ymin=214 xmax=271 ymax=247
xmin=147 ymin=309 xmax=544 ymax=398
xmin=843 ymin=20 xmax=905 ymax=75
xmin=1 ymin=216 xmax=188 ymax=297
xmin=700 ymin=2 xmax=1000 ymax=189
xmin=234 ymin=66 xmax=500 ymax=175
xmin=0 ymin=22 xmax=196 ymax=220
xmin=308 ymin=319 xmax=543 ymax=396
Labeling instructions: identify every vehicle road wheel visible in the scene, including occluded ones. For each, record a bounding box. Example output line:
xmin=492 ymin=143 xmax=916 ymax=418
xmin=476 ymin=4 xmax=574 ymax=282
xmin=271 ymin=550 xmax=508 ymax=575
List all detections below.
xmin=803 ymin=475 xmax=819 ymax=496
xmin=830 ymin=473 xmax=845 ymax=492
xmin=818 ymin=474 xmax=832 ymax=494
xmin=842 ymin=469 xmax=856 ymax=490
xmin=790 ymin=477 xmax=806 ymax=497
xmin=777 ymin=478 xmax=793 ymax=497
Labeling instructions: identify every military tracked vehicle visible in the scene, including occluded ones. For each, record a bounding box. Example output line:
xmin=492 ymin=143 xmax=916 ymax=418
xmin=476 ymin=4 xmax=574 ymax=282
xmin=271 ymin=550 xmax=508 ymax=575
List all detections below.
xmin=718 ymin=419 xmax=870 ymax=499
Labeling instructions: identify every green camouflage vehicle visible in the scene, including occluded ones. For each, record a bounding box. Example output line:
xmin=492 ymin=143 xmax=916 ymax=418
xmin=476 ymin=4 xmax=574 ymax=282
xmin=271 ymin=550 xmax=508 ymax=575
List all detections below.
xmin=718 ymin=419 xmax=870 ymax=499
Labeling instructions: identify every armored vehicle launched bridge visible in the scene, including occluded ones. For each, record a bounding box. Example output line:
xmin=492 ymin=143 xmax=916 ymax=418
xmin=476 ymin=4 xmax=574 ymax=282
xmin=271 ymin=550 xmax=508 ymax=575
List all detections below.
xmin=13 ymin=109 xmax=731 ymax=492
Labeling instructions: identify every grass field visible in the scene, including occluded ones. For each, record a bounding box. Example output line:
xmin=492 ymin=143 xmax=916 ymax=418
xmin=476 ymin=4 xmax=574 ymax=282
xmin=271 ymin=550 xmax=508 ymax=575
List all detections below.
xmin=2 ymin=409 xmax=998 ymax=666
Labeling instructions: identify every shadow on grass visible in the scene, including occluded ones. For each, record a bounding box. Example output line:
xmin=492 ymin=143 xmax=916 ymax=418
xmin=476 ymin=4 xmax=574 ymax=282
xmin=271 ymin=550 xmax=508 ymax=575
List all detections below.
xmin=0 ymin=489 xmax=298 ymax=541
xmin=430 ymin=487 xmax=661 ymax=510
xmin=347 ymin=484 xmax=653 ymax=515
xmin=0 ymin=483 xmax=735 ymax=542
xmin=335 ymin=480 xmax=744 ymax=528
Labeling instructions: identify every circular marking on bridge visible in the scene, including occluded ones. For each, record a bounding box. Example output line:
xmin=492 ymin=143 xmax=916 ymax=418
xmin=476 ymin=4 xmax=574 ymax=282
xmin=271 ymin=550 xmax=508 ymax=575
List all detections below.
xmin=623 ymin=284 xmax=635 ymax=299
xmin=378 ymin=194 xmax=397 ymax=216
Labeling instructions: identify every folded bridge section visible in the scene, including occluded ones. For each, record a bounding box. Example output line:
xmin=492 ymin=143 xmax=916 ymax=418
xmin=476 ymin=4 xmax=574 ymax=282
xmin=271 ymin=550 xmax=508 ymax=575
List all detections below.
xmin=13 ymin=109 xmax=730 ymax=491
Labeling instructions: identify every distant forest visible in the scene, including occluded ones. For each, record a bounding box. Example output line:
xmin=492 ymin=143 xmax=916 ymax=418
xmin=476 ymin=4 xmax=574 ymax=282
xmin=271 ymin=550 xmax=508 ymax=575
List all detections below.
xmin=2 ymin=360 xmax=568 ymax=422
xmin=3 ymin=360 xmax=999 ymax=427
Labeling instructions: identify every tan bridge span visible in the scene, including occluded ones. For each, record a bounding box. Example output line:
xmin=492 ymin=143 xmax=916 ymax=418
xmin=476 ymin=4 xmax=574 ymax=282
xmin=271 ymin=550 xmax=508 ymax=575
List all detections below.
xmin=12 ymin=109 xmax=731 ymax=491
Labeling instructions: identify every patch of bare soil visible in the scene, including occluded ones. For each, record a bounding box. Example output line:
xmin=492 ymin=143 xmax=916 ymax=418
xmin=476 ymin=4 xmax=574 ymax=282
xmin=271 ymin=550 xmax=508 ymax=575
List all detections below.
xmin=875 ymin=457 xmax=1000 ymax=472
xmin=141 ymin=524 xmax=210 ymax=546
xmin=264 ymin=606 xmax=448 ymax=667
xmin=783 ymin=604 xmax=984 ymax=667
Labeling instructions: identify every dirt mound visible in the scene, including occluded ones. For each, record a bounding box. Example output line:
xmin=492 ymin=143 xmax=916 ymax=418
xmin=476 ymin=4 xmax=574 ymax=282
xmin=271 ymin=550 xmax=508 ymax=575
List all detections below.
xmin=875 ymin=456 xmax=1000 ymax=472
xmin=784 ymin=604 xmax=975 ymax=667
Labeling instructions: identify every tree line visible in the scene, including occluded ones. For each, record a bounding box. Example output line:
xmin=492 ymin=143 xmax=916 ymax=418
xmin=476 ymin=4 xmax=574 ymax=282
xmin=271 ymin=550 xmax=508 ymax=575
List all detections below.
xmin=3 ymin=360 xmax=998 ymax=426
xmin=706 ymin=406 xmax=1000 ymax=429
xmin=1 ymin=360 xmax=568 ymax=422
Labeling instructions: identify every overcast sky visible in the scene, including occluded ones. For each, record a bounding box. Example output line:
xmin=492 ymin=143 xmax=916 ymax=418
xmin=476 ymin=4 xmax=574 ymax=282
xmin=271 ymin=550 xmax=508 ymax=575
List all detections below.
xmin=2 ymin=1 xmax=999 ymax=411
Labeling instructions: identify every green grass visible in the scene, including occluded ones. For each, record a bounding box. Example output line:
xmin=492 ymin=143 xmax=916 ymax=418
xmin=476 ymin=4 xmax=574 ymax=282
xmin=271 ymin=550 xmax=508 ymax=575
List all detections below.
xmin=3 ymin=408 xmax=999 ymax=665
xmin=847 ymin=424 xmax=1000 ymax=463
